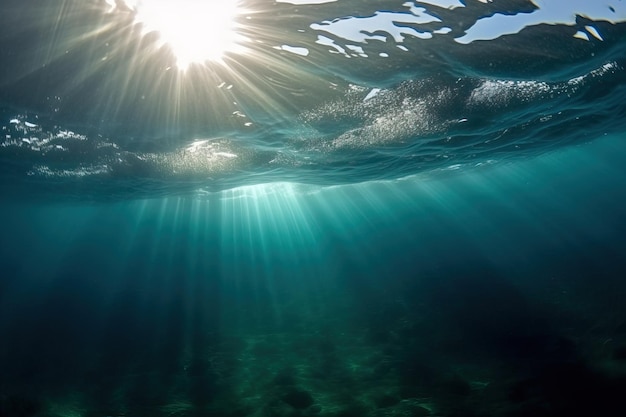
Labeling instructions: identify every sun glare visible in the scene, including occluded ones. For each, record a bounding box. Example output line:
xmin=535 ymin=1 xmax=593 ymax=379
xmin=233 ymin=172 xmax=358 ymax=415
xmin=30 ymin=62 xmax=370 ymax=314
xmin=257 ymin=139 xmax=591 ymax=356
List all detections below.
xmin=108 ymin=0 xmax=247 ymax=69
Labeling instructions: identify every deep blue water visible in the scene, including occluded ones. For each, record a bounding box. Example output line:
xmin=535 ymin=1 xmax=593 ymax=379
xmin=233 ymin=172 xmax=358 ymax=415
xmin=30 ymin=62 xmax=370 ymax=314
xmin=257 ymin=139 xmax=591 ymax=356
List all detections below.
xmin=1 ymin=1 xmax=626 ymax=416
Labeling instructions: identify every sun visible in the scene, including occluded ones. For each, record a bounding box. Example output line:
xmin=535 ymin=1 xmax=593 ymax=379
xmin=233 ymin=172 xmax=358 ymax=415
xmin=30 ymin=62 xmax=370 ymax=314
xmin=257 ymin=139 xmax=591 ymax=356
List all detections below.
xmin=107 ymin=0 xmax=247 ymax=69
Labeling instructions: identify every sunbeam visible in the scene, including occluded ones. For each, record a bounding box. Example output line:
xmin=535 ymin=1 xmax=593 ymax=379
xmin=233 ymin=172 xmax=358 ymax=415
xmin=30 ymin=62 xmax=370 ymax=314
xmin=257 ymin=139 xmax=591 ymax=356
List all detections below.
xmin=106 ymin=0 xmax=248 ymax=69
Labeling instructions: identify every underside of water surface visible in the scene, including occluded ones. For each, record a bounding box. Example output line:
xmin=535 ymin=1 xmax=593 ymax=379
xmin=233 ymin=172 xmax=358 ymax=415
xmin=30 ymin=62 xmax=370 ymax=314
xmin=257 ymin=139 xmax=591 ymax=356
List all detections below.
xmin=1 ymin=0 xmax=625 ymax=199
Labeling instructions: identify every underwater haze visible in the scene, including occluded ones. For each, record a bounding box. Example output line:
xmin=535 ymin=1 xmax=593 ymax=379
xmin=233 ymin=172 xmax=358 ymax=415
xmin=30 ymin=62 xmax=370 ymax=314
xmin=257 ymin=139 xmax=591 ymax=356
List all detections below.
xmin=2 ymin=0 xmax=626 ymax=416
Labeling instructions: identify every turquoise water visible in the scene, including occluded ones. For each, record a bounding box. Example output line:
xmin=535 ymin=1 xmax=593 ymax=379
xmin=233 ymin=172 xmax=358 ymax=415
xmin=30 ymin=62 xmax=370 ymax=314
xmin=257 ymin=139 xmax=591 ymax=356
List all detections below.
xmin=1 ymin=1 xmax=626 ymax=416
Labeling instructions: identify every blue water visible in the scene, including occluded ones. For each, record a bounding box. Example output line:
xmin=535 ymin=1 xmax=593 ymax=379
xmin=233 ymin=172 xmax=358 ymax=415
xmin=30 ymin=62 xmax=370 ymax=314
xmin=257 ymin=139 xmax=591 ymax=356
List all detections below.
xmin=1 ymin=1 xmax=626 ymax=416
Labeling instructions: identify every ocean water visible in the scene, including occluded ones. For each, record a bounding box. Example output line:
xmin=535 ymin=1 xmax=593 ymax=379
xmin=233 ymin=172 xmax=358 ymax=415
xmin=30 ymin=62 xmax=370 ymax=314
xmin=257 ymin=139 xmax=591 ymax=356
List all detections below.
xmin=1 ymin=1 xmax=626 ymax=416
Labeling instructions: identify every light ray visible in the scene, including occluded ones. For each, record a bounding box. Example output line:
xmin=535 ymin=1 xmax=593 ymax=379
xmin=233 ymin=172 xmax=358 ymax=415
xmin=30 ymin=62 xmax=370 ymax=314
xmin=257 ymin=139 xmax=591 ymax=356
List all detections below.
xmin=107 ymin=0 xmax=248 ymax=69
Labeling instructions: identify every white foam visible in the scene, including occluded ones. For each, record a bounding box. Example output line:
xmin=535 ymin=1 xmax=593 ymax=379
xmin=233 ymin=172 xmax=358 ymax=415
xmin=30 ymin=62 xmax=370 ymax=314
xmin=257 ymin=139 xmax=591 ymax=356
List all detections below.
xmin=364 ymin=88 xmax=382 ymax=101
